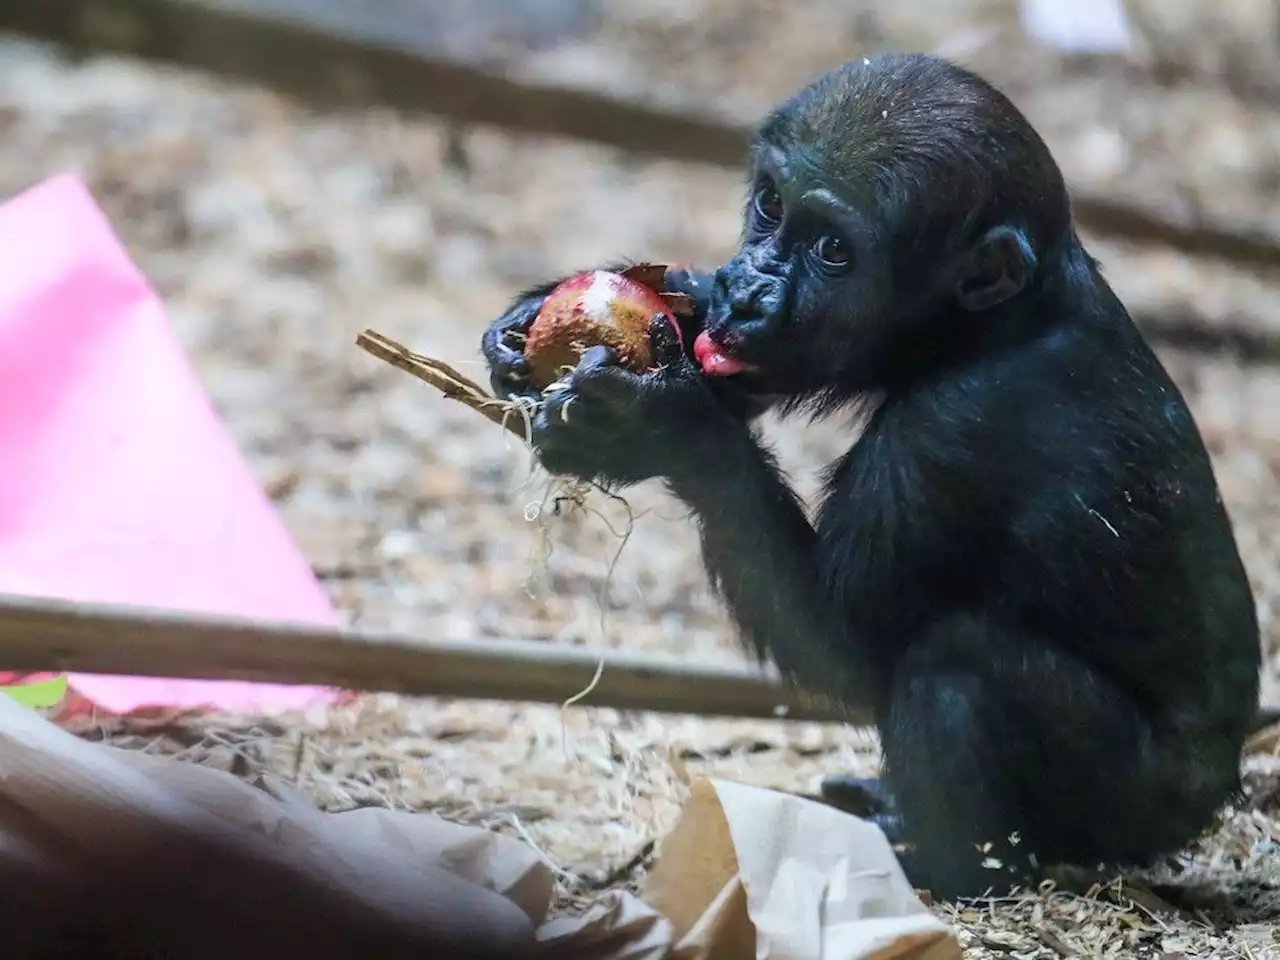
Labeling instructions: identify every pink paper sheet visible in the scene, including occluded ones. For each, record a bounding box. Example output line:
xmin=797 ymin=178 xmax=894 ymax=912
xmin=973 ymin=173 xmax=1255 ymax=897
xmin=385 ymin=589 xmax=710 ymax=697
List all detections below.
xmin=0 ymin=174 xmax=339 ymax=715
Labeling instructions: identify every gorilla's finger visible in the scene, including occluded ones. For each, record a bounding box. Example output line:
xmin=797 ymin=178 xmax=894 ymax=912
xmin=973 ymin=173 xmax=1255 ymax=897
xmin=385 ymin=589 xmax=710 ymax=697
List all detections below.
xmin=649 ymin=315 xmax=687 ymax=369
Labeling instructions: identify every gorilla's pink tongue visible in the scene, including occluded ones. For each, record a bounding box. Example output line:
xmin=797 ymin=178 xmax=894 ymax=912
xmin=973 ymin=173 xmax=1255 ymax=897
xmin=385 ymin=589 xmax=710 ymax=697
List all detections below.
xmin=694 ymin=330 xmax=754 ymax=377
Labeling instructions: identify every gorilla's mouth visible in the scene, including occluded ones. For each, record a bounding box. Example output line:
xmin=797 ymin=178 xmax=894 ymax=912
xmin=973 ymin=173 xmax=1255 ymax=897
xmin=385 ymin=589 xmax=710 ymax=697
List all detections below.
xmin=694 ymin=330 xmax=756 ymax=377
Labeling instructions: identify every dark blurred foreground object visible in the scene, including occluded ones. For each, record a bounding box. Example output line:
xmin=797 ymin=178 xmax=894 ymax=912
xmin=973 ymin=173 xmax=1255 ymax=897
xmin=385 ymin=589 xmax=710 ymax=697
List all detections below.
xmin=0 ymin=821 xmax=533 ymax=959
xmin=0 ymin=692 xmax=541 ymax=960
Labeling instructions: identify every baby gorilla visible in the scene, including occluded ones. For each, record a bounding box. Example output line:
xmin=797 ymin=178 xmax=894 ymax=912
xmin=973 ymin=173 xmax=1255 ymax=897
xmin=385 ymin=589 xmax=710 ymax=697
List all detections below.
xmin=481 ymin=53 xmax=1260 ymax=899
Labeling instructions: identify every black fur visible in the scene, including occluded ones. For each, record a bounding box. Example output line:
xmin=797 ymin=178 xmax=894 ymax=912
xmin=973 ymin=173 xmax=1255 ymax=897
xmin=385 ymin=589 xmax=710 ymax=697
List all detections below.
xmin=480 ymin=53 xmax=1260 ymax=900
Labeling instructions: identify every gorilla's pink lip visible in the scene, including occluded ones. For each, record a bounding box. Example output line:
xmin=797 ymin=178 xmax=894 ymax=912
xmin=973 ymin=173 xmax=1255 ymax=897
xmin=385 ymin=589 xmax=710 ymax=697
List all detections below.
xmin=694 ymin=330 xmax=755 ymax=377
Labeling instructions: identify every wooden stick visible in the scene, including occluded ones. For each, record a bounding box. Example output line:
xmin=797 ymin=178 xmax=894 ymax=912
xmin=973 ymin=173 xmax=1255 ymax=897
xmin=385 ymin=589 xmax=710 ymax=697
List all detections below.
xmin=2 ymin=594 xmax=1276 ymax=732
xmin=0 ymin=593 xmax=861 ymax=724
xmin=355 ymin=329 xmax=531 ymax=440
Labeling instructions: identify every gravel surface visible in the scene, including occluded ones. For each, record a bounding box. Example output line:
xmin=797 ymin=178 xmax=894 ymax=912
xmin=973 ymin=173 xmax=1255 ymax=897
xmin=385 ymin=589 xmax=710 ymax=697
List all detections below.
xmin=0 ymin=17 xmax=1277 ymax=955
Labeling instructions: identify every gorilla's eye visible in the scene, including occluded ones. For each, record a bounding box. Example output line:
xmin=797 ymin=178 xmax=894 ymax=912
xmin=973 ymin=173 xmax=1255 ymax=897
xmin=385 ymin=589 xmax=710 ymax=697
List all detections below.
xmin=814 ymin=233 xmax=851 ymax=269
xmin=753 ymin=183 xmax=784 ymax=225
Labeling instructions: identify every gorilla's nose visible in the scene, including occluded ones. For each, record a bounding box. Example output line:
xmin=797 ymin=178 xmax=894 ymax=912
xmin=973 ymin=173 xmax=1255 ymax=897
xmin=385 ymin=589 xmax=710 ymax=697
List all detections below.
xmin=711 ymin=263 xmax=787 ymax=333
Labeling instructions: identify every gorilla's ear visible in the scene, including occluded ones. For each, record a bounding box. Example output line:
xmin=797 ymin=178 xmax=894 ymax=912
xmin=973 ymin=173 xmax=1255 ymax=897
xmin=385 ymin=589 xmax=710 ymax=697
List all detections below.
xmin=956 ymin=225 xmax=1036 ymax=312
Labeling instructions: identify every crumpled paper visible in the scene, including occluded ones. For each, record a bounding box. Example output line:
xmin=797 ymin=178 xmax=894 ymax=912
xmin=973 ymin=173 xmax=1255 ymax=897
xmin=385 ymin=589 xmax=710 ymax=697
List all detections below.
xmin=644 ymin=779 xmax=960 ymax=960
xmin=0 ymin=686 xmax=956 ymax=959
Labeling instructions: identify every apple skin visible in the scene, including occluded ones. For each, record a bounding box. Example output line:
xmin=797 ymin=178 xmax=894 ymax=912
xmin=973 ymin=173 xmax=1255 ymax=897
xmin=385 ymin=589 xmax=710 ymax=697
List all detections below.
xmin=522 ymin=270 xmax=683 ymax=390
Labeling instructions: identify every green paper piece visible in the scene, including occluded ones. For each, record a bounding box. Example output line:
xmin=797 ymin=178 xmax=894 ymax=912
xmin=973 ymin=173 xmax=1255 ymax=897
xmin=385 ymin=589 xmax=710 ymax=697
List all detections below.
xmin=1 ymin=674 xmax=69 ymax=708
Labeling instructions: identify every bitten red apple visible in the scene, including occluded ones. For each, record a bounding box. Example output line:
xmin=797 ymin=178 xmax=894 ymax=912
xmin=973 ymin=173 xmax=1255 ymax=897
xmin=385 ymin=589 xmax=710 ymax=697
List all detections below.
xmin=522 ymin=268 xmax=687 ymax=390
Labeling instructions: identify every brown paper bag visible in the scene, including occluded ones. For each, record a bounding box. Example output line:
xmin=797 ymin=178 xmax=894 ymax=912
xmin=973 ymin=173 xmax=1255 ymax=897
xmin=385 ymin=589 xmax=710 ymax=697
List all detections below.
xmin=644 ymin=779 xmax=960 ymax=960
